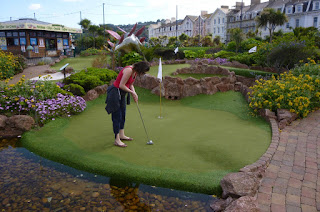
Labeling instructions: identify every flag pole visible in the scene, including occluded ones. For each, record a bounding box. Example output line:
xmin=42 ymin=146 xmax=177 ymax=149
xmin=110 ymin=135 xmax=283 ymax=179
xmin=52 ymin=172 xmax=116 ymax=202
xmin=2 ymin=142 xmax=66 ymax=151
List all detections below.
xmin=159 ymin=80 xmax=162 ymax=118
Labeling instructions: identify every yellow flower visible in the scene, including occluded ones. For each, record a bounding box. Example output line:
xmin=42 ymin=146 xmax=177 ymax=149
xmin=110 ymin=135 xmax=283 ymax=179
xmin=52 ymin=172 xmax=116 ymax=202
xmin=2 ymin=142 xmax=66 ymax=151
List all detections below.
xmin=32 ymin=105 xmax=35 ymax=108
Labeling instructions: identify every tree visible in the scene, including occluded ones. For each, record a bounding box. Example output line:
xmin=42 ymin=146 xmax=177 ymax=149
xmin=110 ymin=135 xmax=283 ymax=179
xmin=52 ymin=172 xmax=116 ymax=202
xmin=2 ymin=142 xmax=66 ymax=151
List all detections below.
xmin=79 ymin=19 xmax=91 ymax=33
xmin=228 ymin=28 xmax=245 ymax=52
xmin=179 ymin=33 xmax=189 ymax=42
xmin=88 ymin=25 xmax=100 ymax=48
xmin=255 ymin=8 xmax=288 ymax=42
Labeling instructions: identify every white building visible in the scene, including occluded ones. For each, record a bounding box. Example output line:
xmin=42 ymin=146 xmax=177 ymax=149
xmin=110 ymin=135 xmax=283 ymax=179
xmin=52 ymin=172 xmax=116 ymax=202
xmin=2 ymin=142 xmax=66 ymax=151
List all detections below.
xmin=209 ymin=6 xmax=231 ymax=42
xmin=226 ymin=0 xmax=320 ymax=41
xmin=193 ymin=11 xmax=211 ymax=37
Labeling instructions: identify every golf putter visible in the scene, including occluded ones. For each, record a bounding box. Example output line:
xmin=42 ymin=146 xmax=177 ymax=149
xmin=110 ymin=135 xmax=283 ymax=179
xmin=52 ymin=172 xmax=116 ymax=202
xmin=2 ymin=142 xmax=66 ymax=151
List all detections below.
xmin=136 ymin=102 xmax=153 ymax=145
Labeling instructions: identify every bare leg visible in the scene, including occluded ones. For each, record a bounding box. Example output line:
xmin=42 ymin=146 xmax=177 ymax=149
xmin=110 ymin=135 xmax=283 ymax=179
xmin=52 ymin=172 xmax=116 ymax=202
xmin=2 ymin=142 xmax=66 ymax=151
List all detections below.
xmin=119 ymin=129 xmax=132 ymax=140
xmin=115 ymin=133 xmax=127 ymax=147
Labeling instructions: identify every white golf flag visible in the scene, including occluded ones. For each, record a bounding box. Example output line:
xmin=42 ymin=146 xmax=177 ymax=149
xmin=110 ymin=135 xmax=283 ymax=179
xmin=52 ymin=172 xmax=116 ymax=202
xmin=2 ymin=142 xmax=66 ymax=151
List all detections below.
xmin=174 ymin=47 xmax=179 ymax=54
xmin=157 ymin=58 xmax=162 ymax=82
xmin=248 ymin=46 xmax=257 ymax=53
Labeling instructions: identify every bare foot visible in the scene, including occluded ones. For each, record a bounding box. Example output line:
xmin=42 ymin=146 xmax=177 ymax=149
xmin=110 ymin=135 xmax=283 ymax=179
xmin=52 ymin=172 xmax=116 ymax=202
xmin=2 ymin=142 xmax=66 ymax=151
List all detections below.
xmin=114 ymin=140 xmax=127 ymax=147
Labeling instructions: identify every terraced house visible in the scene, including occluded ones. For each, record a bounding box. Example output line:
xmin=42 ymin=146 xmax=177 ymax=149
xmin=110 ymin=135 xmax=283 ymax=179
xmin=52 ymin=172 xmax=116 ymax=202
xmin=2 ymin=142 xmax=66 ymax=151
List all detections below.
xmin=148 ymin=0 xmax=320 ymax=43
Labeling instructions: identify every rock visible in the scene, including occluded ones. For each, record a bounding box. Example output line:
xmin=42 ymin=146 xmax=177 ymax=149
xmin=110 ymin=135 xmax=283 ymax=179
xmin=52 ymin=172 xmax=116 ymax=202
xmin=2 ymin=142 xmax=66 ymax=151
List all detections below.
xmin=220 ymin=172 xmax=259 ymax=198
xmin=151 ymin=84 xmax=165 ymax=97
xmin=224 ymin=196 xmax=259 ymax=212
xmin=83 ymin=90 xmax=99 ymax=101
xmin=7 ymin=115 xmax=35 ymax=131
xmin=55 ymin=59 xmax=60 ymax=63
xmin=216 ymin=83 xmax=229 ymax=92
xmin=259 ymin=109 xmax=277 ymax=121
xmin=134 ymin=74 xmax=159 ymax=90
xmin=94 ymin=85 xmax=108 ymax=95
xmin=210 ymin=197 xmax=234 ymax=212
xmin=92 ymin=192 xmax=100 ymax=198
xmin=236 ymin=76 xmax=256 ymax=87
xmin=44 ymin=69 xmax=57 ymax=74
xmin=0 ymin=115 xmax=7 ymax=129
xmin=234 ymin=82 xmax=242 ymax=91
xmin=277 ymin=109 xmax=298 ymax=123
xmin=183 ymin=84 xmax=202 ymax=97
xmin=184 ymin=77 xmax=199 ymax=85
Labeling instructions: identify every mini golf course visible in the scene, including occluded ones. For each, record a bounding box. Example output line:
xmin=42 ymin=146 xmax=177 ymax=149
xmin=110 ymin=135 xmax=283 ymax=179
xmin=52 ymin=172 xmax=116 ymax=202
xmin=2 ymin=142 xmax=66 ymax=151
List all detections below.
xmin=21 ymin=87 xmax=271 ymax=195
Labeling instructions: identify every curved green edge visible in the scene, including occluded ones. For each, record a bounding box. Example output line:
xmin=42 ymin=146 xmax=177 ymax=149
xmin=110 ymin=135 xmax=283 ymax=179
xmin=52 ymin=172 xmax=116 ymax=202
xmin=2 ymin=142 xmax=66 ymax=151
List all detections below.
xmin=21 ymin=89 xmax=271 ymax=195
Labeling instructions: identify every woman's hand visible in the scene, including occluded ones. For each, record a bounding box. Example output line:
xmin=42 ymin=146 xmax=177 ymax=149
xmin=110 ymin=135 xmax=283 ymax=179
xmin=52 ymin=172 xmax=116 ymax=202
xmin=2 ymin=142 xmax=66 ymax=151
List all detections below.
xmin=132 ymin=92 xmax=138 ymax=103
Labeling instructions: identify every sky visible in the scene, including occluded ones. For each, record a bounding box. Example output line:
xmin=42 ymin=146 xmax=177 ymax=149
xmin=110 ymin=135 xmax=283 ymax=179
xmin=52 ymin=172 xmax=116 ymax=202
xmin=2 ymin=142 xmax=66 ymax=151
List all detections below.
xmin=1 ymin=0 xmax=252 ymax=29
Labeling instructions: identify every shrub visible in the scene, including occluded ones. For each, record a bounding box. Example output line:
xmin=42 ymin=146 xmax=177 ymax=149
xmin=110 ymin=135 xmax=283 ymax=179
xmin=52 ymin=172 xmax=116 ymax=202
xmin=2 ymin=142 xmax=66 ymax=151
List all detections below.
xmin=121 ymin=52 xmax=143 ymax=66
xmin=183 ymin=50 xmax=197 ymax=59
xmin=204 ymin=54 xmax=213 ymax=58
xmin=214 ymin=50 xmax=237 ymax=58
xmin=229 ymin=53 xmax=256 ymax=66
xmin=92 ymin=53 xmax=109 ymax=68
xmin=14 ymin=54 xmax=27 ymax=74
xmin=37 ymin=57 xmax=53 ymax=65
xmin=64 ymin=83 xmax=86 ymax=96
xmin=63 ymin=67 xmax=117 ymax=92
xmin=249 ymin=71 xmax=320 ymax=118
xmin=80 ymin=48 xmax=106 ymax=56
xmin=141 ymin=46 xmax=156 ymax=62
xmin=291 ymin=60 xmax=320 ymax=77
xmin=0 ymin=50 xmax=17 ymax=79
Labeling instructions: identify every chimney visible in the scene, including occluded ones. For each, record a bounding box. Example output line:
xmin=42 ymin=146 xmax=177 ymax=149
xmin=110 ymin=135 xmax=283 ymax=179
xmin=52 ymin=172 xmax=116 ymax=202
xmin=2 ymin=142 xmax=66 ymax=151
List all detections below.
xmin=171 ymin=17 xmax=176 ymax=23
xmin=201 ymin=10 xmax=208 ymax=16
xmin=235 ymin=2 xmax=245 ymax=10
xmin=251 ymin=0 xmax=261 ymax=5
xmin=221 ymin=5 xmax=229 ymax=9
xmin=165 ymin=19 xmax=170 ymax=24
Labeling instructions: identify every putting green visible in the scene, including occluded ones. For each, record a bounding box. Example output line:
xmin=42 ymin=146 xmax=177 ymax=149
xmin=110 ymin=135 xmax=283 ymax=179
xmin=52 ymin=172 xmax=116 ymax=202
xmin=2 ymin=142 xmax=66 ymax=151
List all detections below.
xmin=22 ymin=88 xmax=271 ymax=194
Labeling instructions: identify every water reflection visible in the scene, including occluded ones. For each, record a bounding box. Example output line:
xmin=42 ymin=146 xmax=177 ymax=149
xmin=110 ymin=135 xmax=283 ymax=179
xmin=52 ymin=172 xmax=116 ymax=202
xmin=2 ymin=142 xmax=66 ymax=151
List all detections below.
xmin=0 ymin=139 xmax=214 ymax=211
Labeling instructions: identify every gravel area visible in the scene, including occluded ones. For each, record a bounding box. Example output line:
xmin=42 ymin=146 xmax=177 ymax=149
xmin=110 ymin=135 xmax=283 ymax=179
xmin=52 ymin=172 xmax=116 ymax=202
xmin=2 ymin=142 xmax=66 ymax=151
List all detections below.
xmin=7 ymin=65 xmax=57 ymax=85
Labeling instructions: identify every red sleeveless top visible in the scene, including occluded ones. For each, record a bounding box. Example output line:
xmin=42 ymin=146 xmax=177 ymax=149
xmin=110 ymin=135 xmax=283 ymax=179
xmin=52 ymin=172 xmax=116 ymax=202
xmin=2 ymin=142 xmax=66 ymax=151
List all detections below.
xmin=113 ymin=66 xmax=136 ymax=89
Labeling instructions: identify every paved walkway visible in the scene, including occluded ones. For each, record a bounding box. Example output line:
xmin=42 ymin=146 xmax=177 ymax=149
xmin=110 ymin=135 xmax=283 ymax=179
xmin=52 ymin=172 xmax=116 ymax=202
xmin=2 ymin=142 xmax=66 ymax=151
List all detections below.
xmin=257 ymin=111 xmax=320 ymax=212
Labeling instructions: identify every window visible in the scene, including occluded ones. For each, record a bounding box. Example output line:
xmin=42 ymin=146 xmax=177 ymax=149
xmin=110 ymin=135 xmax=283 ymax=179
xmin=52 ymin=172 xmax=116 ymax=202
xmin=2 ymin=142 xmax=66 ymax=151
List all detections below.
xmin=223 ymin=18 xmax=225 ymax=23
xmin=277 ymin=8 xmax=282 ymax=11
xmin=12 ymin=32 xmax=18 ymax=37
xmin=6 ymin=32 xmax=12 ymax=37
xmin=0 ymin=32 xmax=5 ymax=37
xmin=218 ymin=27 xmax=220 ymax=33
xmin=45 ymin=39 xmax=56 ymax=50
xmin=222 ymin=27 xmax=224 ymax=33
xmin=218 ymin=18 xmax=220 ymax=24
xmin=296 ymin=5 xmax=302 ymax=13
xmin=315 ymin=2 xmax=320 ymax=10
xmin=214 ymin=19 xmax=216 ymax=24
xmin=37 ymin=32 xmax=43 ymax=37
xmin=286 ymin=23 xmax=290 ymax=28
xmin=287 ymin=7 xmax=292 ymax=14
xmin=314 ymin=17 xmax=318 ymax=27
xmin=6 ymin=38 xmax=14 ymax=46
xmin=296 ymin=19 xmax=300 ymax=27
xmin=214 ymin=28 xmax=216 ymax=33
xmin=30 ymin=38 xmax=37 ymax=46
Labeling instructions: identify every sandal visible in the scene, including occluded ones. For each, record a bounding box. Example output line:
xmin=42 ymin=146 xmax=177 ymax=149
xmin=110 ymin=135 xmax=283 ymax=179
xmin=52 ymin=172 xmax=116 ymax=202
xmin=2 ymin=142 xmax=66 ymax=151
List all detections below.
xmin=114 ymin=142 xmax=127 ymax=147
xmin=120 ymin=137 xmax=133 ymax=141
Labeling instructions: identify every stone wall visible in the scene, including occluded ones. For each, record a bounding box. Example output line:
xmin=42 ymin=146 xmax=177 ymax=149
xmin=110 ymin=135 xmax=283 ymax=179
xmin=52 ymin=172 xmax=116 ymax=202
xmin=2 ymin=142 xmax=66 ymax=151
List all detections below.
xmin=134 ymin=63 xmax=256 ymax=100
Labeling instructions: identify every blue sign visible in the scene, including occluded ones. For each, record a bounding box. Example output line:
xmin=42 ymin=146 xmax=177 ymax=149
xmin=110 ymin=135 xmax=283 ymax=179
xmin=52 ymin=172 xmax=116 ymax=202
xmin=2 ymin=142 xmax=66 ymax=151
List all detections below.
xmin=20 ymin=38 xmax=26 ymax=45
xmin=63 ymin=39 xmax=68 ymax=46
xmin=14 ymin=38 xmax=19 ymax=46
xmin=30 ymin=38 xmax=37 ymax=45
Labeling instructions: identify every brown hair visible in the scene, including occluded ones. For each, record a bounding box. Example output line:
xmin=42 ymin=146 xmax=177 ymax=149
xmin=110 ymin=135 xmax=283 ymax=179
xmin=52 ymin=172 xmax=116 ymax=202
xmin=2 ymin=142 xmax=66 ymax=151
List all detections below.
xmin=132 ymin=61 xmax=150 ymax=75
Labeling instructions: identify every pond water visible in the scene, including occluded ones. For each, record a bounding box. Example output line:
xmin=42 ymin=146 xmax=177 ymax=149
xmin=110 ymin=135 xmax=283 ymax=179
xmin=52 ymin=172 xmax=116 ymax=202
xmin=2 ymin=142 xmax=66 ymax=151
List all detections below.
xmin=0 ymin=139 xmax=215 ymax=211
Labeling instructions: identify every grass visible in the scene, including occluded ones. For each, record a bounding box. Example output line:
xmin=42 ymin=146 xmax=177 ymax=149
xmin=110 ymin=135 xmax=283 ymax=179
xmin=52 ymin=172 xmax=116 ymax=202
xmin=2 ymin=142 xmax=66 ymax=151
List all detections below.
xmin=21 ymin=87 xmax=271 ymax=195
xmin=51 ymin=55 xmax=101 ymax=72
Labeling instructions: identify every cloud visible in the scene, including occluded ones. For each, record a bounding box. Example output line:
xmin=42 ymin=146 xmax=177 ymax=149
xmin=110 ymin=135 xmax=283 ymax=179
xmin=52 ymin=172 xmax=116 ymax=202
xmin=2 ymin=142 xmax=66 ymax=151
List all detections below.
xmin=62 ymin=0 xmax=83 ymax=2
xmin=29 ymin=4 xmax=41 ymax=10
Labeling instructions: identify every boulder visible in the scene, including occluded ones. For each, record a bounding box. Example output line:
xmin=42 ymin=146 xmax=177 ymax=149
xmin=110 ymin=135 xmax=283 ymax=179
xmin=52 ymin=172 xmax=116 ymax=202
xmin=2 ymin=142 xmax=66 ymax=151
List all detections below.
xmin=236 ymin=76 xmax=256 ymax=87
xmin=83 ymin=89 xmax=99 ymax=101
xmin=210 ymin=197 xmax=234 ymax=212
xmin=216 ymin=83 xmax=230 ymax=92
xmin=220 ymin=172 xmax=259 ymax=198
xmin=134 ymin=74 xmax=159 ymax=90
xmin=45 ymin=69 xmax=57 ymax=74
xmin=94 ymin=85 xmax=108 ymax=95
xmin=231 ymin=61 xmax=249 ymax=69
xmin=183 ymin=84 xmax=202 ymax=97
xmin=184 ymin=77 xmax=199 ymax=85
xmin=0 ymin=127 xmax=23 ymax=139
xmin=0 ymin=115 xmax=8 ymax=129
xmin=7 ymin=115 xmax=35 ymax=131
xmin=224 ymin=196 xmax=259 ymax=212
xmin=259 ymin=109 xmax=277 ymax=121
xmin=200 ymin=78 xmax=219 ymax=95
xmin=234 ymin=82 xmax=242 ymax=91
xmin=277 ymin=109 xmax=298 ymax=123
xmin=151 ymin=85 xmax=165 ymax=96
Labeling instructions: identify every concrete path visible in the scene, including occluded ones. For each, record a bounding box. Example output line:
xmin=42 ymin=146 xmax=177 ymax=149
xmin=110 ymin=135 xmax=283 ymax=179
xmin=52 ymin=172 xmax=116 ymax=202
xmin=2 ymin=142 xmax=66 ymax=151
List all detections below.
xmin=257 ymin=111 xmax=320 ymax=212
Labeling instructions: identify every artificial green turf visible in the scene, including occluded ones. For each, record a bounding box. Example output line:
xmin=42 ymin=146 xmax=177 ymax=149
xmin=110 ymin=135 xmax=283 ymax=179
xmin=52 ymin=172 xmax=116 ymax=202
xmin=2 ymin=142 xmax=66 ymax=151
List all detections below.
xmin=21 ymin=87 xmax=271 ymax=195
xmin=148 ymin=64 xmax=190 ymax=77
xmin=51 ymin=55 xmax=101 ymax=71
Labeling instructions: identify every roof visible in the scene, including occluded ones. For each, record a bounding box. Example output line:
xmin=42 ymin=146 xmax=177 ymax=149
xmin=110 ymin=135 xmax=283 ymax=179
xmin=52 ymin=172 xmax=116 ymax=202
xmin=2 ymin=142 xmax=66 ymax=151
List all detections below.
xmin=267 ymin=0 xmax=290 ymax=8
xmin=0 ymin=18 xmax=82 ymax=33
xmin=246 ymin=2 xmax=269 ymax=13
xmin=185 ymin=15 xmax=198 ymax=21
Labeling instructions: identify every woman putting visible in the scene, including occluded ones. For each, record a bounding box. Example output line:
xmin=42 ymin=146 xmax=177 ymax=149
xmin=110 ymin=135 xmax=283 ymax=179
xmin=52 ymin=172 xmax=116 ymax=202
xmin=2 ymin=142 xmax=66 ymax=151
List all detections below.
xmin=105 ymin=61 xmax=150 ymax=147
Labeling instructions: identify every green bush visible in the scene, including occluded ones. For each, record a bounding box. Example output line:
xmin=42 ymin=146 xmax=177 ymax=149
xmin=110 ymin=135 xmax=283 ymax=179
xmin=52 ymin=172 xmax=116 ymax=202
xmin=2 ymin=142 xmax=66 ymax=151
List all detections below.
xmin=196 ymin=50 xmax=206 ymax=58
xmin=80 ymin=48 xmax=106 ymax=56
xmin=291 ymin=60 xmax=320 ymax=77
xmin=183 ymin=50 xmax=197 ymax=59
xmin=204 ymin=54 xmax=213 ymax=58
xmin=121 ymin=52 xmax=143 ymax=66
xmin=63 ymin=67 xmax=117 ymax=92
xmin=14 ymin=54 xmax=27 ymax=74
xmin=141 ymin=46 xmax=155 ymax=62
xmin=0 ymin=50 xmax=17 ymax=79
xmin=64 ymin=83 xmax=86 ymax=96
xmin=214 ymin=50 xmax=237 ymax=58
xmin=229 ymin=53 xmax=256 ymax=66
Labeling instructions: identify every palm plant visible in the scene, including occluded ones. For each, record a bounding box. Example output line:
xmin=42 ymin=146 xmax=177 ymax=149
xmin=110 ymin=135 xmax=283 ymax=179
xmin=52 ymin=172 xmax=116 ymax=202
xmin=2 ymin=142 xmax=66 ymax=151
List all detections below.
xmin=228 ymin=28 xmax=245 ymax=52
xmin=255 ymin=8 xmax=288 ymax=43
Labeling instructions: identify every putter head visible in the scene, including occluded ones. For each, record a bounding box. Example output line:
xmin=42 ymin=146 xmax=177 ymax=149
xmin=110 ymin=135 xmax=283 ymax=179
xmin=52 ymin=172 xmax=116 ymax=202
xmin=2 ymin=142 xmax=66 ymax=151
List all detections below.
xmin=147 ymin=140 xmax=153 ymax=145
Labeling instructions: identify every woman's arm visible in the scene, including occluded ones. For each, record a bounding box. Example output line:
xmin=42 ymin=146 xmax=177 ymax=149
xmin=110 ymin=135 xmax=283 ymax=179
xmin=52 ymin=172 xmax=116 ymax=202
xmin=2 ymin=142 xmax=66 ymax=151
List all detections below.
xmin=119 ymin=67 xmax=138 ymax=102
